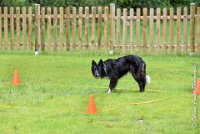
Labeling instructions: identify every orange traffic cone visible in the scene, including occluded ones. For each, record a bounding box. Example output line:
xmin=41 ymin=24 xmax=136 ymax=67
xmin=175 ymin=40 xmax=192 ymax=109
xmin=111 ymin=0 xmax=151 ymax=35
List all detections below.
xmin=193 ymin=80 xmax=200 ymax=94
xmin=87 ymin=96 xmax=97 ymax=114
xmin=12 ymin=69 xmax=20 ymax=85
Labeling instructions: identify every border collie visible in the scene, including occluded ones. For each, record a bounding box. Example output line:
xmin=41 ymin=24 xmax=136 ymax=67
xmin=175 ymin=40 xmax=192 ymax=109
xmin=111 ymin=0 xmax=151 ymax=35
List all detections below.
xmin=91 ymin=55 xmax=151 ymax=93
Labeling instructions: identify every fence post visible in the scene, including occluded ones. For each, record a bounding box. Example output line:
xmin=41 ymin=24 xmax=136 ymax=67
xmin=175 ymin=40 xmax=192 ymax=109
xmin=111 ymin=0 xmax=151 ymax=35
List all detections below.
xmin=110 ymin=3 xmax=115 ymax=54
xmin=170 ymin=8 xmax=174 ymax=54
xmin=85 ymin=7 xmax=89 ymax=50
xmin=35 ymin=4 xmax=40 ymax=52
xmin=98 ymin=6 xmax=102 ymax=50
xmin=92 ymin=6 xmax=96 ymax=50
xmin=183 ymin=7 xmax=188 ymax=53
xmin=10 ymin=7 xmax=14 ymax=50
xmin=66 ymin=7 xmax=70 ymax=51
xmin=104 ymin=6 xmax=109 ymax=51
xmin=156 ymin=8 xmax=161 ymax=54
xmin=60 ymin=7 xmax=64 ymax=51
xmin=4 ymin=7 xmax=8 ymax=50
xmin=116 ymin=8 xmax=121 ymax=53
xmin=41 ymin=7 xmax=45 ymax=51
xmin=16 ymin=7 xmax=20 ymax=50
xmin=143 ymin=8 xmax=147 ymax=54
xmin=72 ymin=7 xmax=76 ymax=51
xmin=163 ymin=8 xmax=167 ymax=54
xmin=22 ymin=7 xmax=27 ymax=50
xmin=47 ymin=7 xmax=51 ymax=51
xmin=150 ymin=8 xmax=154 ymax=54
xmin=197 ymin=7 xmax=200 ymax=53
xmin=130 ymin=8 xmax=134 ymax=54
xmin=123 ymin=8 xmax=127 ymax=54
xmin=28 ymin=7 xmax=33 ymax=50
xmin=78 ymin=7 xmax=83 ymax=50
xmin=53 ymin=7 xmax=58 ymax=51
xmin=136 ymin=8 xmax=140 ymax=53
xmin=177 ymin=7 xmax=181 ymax=54
xmin=190 ymin=3 xmax=195 ymax=53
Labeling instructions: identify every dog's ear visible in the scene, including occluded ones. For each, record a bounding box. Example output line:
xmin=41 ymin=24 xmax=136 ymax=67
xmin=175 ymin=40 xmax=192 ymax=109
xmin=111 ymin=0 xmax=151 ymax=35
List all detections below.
xmin=92 ymin=60 xmax=97 ymax=66
xmin=98 ymin=59 xmax=104 ymax=66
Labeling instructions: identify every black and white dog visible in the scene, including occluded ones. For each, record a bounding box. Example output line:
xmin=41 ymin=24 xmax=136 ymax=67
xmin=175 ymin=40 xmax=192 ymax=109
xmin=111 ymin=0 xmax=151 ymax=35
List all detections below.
xmin=91 ymin=55 xmax=151 ymax=93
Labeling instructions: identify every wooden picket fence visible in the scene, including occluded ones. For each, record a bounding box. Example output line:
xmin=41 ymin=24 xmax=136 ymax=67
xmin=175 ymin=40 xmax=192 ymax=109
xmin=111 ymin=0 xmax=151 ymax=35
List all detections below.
xmin=0 ymin=3 xmax=200 ymax=54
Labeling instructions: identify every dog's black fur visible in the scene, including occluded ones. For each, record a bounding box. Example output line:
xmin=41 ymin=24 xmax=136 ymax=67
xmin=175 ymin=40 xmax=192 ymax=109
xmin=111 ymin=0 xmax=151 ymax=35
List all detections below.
xmin=91 ymin=55 xmax=148 ymax=93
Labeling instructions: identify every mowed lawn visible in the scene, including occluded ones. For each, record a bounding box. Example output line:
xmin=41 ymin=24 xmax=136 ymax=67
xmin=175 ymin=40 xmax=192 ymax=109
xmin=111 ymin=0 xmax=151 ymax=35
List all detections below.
xmin=0 ymin=51 xmax=200 ymax=134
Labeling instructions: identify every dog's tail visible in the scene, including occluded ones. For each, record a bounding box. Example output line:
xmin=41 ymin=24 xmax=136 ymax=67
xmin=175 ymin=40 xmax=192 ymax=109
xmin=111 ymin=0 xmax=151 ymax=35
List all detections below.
xmin=140 ymin=63 xmax=151 ymax=84
xmin=146 ymin=75 xmax=151 ymax=84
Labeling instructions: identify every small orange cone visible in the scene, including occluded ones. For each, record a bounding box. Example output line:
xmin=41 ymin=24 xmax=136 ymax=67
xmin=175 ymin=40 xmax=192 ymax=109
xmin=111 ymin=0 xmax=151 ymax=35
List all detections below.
xmin=12 ymin=69 xmax=20 ymax=85
xmin=87 ymin=96 xmax=97 ymax=114
xmin=193 ymin=80 xmax=200 ymax=95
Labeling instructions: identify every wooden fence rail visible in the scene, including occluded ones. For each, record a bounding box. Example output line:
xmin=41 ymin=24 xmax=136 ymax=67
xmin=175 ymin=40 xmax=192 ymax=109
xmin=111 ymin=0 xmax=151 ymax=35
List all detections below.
xmin=0 ymin=3 xmax=200 ymax=54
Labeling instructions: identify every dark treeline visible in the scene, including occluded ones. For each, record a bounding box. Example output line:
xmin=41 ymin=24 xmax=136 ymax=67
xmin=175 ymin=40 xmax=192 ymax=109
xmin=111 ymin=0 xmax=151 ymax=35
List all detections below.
xmin=0 ymin=0 xmax=199 ymax=9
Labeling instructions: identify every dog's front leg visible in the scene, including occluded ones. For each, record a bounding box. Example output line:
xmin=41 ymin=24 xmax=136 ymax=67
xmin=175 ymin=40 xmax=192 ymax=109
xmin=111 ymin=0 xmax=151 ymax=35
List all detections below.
xmin=108 ymin=78 xmax=118 ymax=93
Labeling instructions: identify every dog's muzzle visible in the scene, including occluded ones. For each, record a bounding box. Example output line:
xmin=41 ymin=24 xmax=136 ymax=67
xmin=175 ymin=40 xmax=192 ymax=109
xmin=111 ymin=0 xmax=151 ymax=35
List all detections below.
xmin=94 ymin=70 xmax=100 ymax=78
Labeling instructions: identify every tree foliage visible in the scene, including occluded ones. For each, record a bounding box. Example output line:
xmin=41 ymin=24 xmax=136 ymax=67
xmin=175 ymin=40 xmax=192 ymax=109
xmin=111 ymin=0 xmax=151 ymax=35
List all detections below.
xmin=0 ymin=0 xmax=199 ymax=8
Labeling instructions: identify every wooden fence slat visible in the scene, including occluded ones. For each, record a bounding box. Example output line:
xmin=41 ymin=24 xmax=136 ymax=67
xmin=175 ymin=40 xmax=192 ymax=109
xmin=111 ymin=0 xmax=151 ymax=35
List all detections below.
xmin=0 ymin=7 xmax=1 ymax=50
xmin=98 ymin=6 xmax=102 ymax=50
xmin=116 ymin=8 xmax=121 ymax=53
xmin=170 ymin=8 xmax=174 ymax=54
xmin=163 ymin=8 xmax=167 ymax=54
xmin=4 ymin=7 xmax=8 ymax=50
xmin=143 ymin=8 xmax=147 ymax=54
xmin=78 ymin=7 xmax=83 ymax=50
xmin=156 ymin=8 xmax=161 ymax=54
xmin=41 ymin=7 xmax=45 ymax=51
xmin=197 ymin=7 xmax=200 ymax=53
xmin=150 ymin=8 xmax=154 ymax=54
xmin=123 ymin=8 xmax=127 ymax=54
xmin=47 ymin=7 xmax=51 ymax=51
xmin=177 ymin=8 xmax=181 ymax=54
xmin=28 ymin=7 xmax=33 ymax=50
xmin=66 ymin=7 xmax=70 ymax=51
xmin=130 ymin=8 xmax=133 ymax=53
xmin=190 ymin=3 xmax=195 ymax=53
xmin=53 ymin=7 xmax=58 ymax=51
xmin=110 ymin=4 xmax=115 ymax=52
xmin=183 ymin=7 xmax=188 ymax=53
xmin=72 ymin=7 xmax=76 ymax=50
xmin=85 ymin=7 xmax=89 ymax=50
xmin=35 ymin=5 xmax=39 ymax=51
xmin=136 ymin=8 xmax=140 ymax=53
xmin=60 ymin=7 xmax=64 ymax=51
xmin=22 ymin=7 xmax=27 ymax=50
xmin=92 ymin=7 xmax=96 ymax=50
xmin=104 ymin=6 xmax=109 ymax=51
xmin=16 ymin=7 xmax=20 ymax=50
xmin=10 ymin=7 xmax=14 ymax=50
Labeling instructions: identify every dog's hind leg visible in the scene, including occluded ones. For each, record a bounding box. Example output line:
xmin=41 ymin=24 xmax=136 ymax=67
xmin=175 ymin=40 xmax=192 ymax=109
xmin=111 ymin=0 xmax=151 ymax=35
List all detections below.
xmin=130 ymin=64 xmax=146 ymax=92
xmin=108 ymin=78 xmax=118 ymax=93
xmin=138 ymin=80 xmax=146 ymax=92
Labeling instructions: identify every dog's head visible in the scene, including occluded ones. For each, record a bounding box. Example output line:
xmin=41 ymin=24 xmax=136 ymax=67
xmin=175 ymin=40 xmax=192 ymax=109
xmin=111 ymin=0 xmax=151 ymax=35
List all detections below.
xmin=91 ymin=59 xmax=106 ymax=79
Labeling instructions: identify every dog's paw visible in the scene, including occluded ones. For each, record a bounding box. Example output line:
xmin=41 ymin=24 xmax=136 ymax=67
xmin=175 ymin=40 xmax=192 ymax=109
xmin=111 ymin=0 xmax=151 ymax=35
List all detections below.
xmin=107 ymin=88 xmax=112 ymax=93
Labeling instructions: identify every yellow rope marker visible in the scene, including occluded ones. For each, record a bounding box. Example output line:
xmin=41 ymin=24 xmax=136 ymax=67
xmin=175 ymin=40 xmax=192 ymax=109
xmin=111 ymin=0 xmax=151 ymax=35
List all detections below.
xmin=100 ymin=97 xmax=174 ymax=112
xmin=0 ymin=105 xmax=34 ymax=110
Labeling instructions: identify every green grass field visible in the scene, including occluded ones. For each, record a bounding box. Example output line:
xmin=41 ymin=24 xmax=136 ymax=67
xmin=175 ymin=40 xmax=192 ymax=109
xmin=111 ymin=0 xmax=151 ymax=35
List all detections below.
xmin=0 ymin=51 xmax=200 ymax=134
